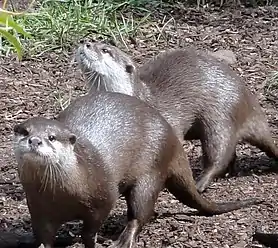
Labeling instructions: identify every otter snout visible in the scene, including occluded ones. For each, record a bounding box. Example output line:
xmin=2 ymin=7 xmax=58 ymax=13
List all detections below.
xmin=15 ymin=134 xmax=49 ymax=157
xmin=78 ymin=38 xmax=95 ymax=53
xmin=79 ymin=38 xmax=94 ymax=49
xmin=28 ymin=136 xmax=42 ymax=148
xmin=79 ymin=38 xmax=96 ymax=45
xmin=76 ymin=40 xmax=99 ymax=68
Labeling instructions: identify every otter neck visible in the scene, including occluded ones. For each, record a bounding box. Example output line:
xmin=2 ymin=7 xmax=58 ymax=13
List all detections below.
xmin=87 ymin=72 xmax=136 ymax=96
xmin=87 ymin=71 xmax=154 ymax=104
xmin=18 ymin=155 xmax=83 ymax=196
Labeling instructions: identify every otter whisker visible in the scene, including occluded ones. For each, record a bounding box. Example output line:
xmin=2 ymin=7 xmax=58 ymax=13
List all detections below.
xmin=87 ymin=73 xmax=98 ymax=88
xmin=49 ymin=159 xmax=55 ymax=194
xmin=97 ymin=75 xmax=101 ymax=91
xmin=88 ymin=73 xmax=100 ymax=92
xmin=51 ymin=161 xmax=59 ymax=190
xmin=40 ymin=170 xmax=46 ymax=192
xmin=86 ymin=71 xmax=97 ymax=82
xmin=48 ymin=162 xmax=55 ymax=194
xmin=41 ymin=166 xmax=47 ymax=192
xmin=55 ymin=161 xmax=66 ymax=190
xmin=41 ymin=156 xmax=51 ymax=193
xmin=87 ymin=71 xmax=97 ymax=84
xmin=49 ymin=156 xmax=62 ymax=194
xmin=84 ymin=68 xmax=95 ymax=77
xmin=46 ymin=164 xmax=51 ymax=192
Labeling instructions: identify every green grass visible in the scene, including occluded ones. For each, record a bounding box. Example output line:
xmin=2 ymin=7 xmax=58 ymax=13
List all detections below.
xmin=265 ymin=71 xmax=278 ymax=93
xmin=8 ymin=0 xmax=161 ymax=57
xmin=2 ymin=0 xmax=275 ymax=58
xmin=0 ymin=6 xmax=31 ymax=59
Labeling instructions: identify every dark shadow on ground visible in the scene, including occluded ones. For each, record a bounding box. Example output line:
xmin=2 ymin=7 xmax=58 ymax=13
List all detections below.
xmin=191 ymin=153 xmax=278 ymax=180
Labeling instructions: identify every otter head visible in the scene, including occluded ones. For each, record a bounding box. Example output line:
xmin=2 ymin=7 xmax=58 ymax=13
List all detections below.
xmin=75 ymin=39 xmax=137 ymax=96
xmin=13 ymin=117 xmax=77 ymax=190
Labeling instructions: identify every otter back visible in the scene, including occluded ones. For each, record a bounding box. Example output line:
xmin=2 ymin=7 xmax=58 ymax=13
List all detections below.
xmin=13 ymin=91 xmax=263 ymax=248
xmin=75 ymin=42 xmax=278 ymax=193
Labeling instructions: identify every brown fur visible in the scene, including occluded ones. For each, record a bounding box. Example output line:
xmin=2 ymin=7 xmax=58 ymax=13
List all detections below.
xmin=75 ymin=41 xmax=278 ymax=193
xmin=13 ymin=92 xmax=262 ymax=248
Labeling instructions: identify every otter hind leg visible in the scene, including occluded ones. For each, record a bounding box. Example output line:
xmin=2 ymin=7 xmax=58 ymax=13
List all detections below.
xmin=241 ymin=116 xmax=278 ymax=160
xmin=196 ymin=123 xmax=238 ymax=193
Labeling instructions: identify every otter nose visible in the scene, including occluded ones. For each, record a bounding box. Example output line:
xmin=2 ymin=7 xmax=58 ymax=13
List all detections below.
xmin=80 ymin=38 xmax=96 ymax=43
xmin=28 ymin=136 xmax=42 ymax=147
xmin=85 ymin=42 xmax=91 ymax=48
xmin=80 ymin=38 xmax=90 ymax=45
xmin=79 ymin=38 xmax=95 ymax=48
xmin=79 ymin=38 xmax=86 ymax=44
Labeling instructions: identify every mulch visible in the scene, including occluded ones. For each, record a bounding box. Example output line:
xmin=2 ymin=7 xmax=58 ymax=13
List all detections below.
xmin=0 ymin=5 xmax=278 ymax=248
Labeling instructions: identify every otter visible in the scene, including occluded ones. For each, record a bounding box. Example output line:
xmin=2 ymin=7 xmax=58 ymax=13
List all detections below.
xmin=253 ymin=231 xmax=278 ymax=247
xmin=75 ymin=40 xmax=278 ymax=193
xmin=13 ymin=92 xmax=262 ymax=248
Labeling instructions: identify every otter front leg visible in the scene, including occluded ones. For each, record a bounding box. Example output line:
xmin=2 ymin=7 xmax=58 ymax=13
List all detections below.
xmin=81 ymin=220 xmax=99 ymax=248
xmin=82 ymin=202 xmax=115 ymax=248
xmin=82 ymin=218 xmax=105 ymax=248
xmin=109 ymin=175 xmax=163 ymax=248
xmin=31 ymin=217 xmax=59 ymax=248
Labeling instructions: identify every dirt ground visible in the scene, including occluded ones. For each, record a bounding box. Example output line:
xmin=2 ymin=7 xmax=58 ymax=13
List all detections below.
xmin=1 ymin=5 xmax=278 ymax=248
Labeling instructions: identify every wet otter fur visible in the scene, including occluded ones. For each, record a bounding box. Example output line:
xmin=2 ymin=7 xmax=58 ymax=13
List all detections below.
xmin=75 ymin=40 xmax=278 ymax=193
xmin=13 ymin=92 xmax=263 ymax=248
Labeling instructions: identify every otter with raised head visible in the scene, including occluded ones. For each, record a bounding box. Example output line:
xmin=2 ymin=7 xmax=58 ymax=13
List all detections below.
xmin=75 ymin=40 xmax=278 ymax=193
xmin=13 ymin=92 xmax=262 ymax=248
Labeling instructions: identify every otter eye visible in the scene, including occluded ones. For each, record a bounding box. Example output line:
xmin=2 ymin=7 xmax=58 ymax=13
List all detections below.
xmin=69 ymin=134 xmax=77 ymax=145
xmin=48 ymin=135 xmax=56 ymax=141
xmin=126 ymin=64 xmax=134 ymax=74
xmin=14 ymin=124 xmax=29 ymax=136
xmin=102 ymin=48 xmax=109 ymax=54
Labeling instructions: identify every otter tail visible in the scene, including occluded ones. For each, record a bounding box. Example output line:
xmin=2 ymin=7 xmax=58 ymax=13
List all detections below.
xmin=253 ymin=231 xmax=278 ymax=248
xmin=165 ymin=145 xmax=263 ymax=216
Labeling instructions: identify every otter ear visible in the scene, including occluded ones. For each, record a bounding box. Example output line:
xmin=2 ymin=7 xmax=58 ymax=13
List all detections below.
xmin=69 ymin=134 xmax=77 ymax=145
xmin=13 ymin=124 xmax=20 ymax=134
xmin=126 ymin=64 xmax=134 ymax=74
xmin=14 ymin=124 xmax=29 ymax=136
